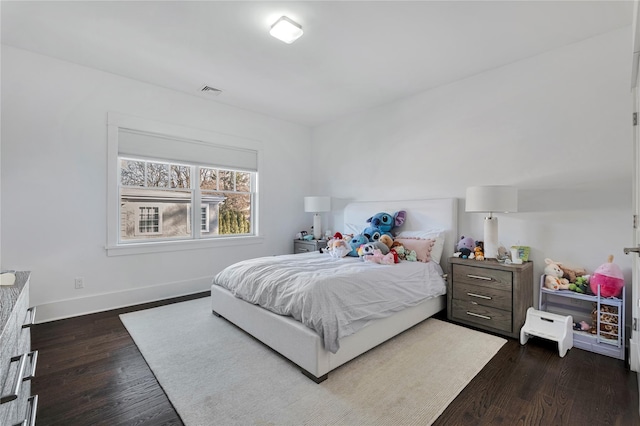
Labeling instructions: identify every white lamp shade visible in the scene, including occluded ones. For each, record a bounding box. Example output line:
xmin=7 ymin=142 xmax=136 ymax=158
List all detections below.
xmin=466 ymin=186 xmax=518 ymax=213
xmin=304 ymin=196 xmax=331 ymax=213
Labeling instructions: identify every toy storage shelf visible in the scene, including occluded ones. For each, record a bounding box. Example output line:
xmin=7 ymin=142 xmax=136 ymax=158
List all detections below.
xmin=538 ymin=276 xmax=624 ymax=360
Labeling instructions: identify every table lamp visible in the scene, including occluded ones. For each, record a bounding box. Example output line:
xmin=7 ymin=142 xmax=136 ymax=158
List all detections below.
xmin=304 ymin=196 xmax=331 ymax=240
xmin=465 ymin=186 xmax=518 ymax=259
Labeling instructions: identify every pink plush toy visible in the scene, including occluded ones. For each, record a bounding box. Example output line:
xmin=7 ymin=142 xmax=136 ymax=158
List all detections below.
xmin=590 ymin=255 xmax=624 ymax=298
xmin=363 ymin=249 xmax=396 ymax=265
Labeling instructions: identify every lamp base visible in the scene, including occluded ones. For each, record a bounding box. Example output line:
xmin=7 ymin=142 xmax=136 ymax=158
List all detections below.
xmin=483 ymin=216 xmax=498 ymax=259
xmin=313 ymin=214 xmax=322 ymax=240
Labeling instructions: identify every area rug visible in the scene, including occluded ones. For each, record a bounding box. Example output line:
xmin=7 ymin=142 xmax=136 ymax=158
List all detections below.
xmin=120 ymin=297 xmax=506 ymax=426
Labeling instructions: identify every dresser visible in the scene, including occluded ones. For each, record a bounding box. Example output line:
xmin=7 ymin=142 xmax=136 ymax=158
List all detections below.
xmin=1 ymin=272 xmax=38 ymax=426
xmin=448 ymin=258 xmax=533 ymax=339
xmin=293 ymin=239 xmax=327 ymax=254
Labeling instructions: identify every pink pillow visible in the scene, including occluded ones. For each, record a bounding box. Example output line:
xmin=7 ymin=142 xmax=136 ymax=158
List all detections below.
xmin=394 ymin=237 xmax=435 ymax=262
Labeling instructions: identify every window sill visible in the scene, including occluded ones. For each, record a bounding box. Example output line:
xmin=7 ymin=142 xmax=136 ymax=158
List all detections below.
xmin=106 ymin=236 xmax=264 ymax=256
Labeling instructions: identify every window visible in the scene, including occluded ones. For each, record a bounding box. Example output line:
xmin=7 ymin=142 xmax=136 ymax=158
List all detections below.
xmin=119 ymin=156 xmax=256 ymax=243
xmin=107 ymin=113 xmax=261 ymax=255
xmin=136 ymin=206 xmax=161 ymax=235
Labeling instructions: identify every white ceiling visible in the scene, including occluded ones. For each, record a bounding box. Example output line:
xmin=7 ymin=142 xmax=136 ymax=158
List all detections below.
xmin=1 ymin=1 xmax=633 ymax=127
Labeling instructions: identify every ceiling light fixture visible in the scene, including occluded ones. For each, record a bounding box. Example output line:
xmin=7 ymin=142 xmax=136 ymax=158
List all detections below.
xmin=270 ymin=16 xmax=303 ymax=44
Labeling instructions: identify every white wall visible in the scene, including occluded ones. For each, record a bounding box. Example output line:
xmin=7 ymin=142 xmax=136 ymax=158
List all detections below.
xmin=2 ymin=27 xmax=634 ymax=323
xmin=312 ymin=27 xmax=634 ymax=309
xmin=1 ymin=46 xmax=312 ymax=321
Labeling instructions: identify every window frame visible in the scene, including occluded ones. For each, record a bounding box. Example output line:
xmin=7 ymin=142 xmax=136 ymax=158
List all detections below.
xmin=106 ymin=113 xmax=263 ymax=256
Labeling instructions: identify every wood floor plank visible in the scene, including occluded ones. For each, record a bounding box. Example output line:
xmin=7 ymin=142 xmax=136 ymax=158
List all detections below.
xmin=31 ymin=293 xmax=639 ymax=425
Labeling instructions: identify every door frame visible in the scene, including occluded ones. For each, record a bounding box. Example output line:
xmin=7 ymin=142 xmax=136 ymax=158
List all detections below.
xmin=631 ymin=2 xmax=640 ymax=413
xmin=631 ymin=86 xmax=639 ymax=374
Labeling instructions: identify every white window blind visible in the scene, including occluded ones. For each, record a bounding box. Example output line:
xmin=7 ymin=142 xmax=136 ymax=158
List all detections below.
xmin=118 ymin=129 xmax=258 ymax=172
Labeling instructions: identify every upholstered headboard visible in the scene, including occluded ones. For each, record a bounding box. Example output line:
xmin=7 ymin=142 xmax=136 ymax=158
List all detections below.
xmin=342 ymin=198 xmax=458 ymax=275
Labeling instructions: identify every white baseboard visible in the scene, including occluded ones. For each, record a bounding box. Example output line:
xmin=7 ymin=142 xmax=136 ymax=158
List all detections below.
xmin=34 ymin=276 xmax=212 ymax=323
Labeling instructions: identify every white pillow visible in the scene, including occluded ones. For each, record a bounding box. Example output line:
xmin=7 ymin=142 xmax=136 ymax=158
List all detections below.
xmin=395 ymin=230 xmax=445 ymax=264
xmin=344 ymin=223 xmax=365 ymax=235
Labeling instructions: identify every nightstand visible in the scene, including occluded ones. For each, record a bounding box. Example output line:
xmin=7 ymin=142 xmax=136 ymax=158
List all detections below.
xmin=293 ymin=239 xmax=327 ymax=254
xmin=447 ymin=257 xmax=533 ymax=339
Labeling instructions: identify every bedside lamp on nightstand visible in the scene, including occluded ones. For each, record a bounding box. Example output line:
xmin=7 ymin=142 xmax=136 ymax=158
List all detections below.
xmin=304 ymin=196 xmax=331 ymax=240
xmin=465 ymin=185 xmax=518 ymax=259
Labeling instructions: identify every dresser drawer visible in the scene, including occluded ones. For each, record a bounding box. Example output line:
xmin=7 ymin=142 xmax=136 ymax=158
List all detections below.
xmin=452 ymin=281 xmax=512 ymax=311
xmin=452 ymin=264 xmax=513 ymax=292
xmin=451 ymin=299 xmax=512 ymax=333
xmin=448 ymin=258 xmax=533 ymax=339
xmin=0 ymin=273 xmax=35 ymax=426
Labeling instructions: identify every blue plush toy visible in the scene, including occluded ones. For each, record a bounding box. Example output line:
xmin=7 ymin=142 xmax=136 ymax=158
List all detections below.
xmin=362 ymin=225 xmax=382 ymax=242
xmin=366 ymin=211 xmax=407 ymax=237
xmin=347 ymin=234 xmax=369 ymax=257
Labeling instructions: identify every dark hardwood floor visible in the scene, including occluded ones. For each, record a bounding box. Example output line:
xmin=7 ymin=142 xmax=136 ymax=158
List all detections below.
xmin=30 ymin=294 xmax=208 ymax=426
xmin=31 ymin=295 xmax=639 ymax=425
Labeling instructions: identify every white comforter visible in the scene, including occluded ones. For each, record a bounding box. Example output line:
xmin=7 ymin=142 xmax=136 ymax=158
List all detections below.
xmin=212 ymin=252 xmax=446 ymax=353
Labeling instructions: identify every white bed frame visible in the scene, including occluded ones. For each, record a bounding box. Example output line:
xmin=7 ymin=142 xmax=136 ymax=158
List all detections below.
xmin=211 ymin=198 xmax=458 ymax=382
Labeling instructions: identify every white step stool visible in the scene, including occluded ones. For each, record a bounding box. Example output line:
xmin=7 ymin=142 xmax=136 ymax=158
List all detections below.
xmin=520 ymin=307 xmax=573 ymax=357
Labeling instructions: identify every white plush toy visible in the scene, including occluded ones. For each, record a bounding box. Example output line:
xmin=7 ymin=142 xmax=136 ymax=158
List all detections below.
xmin=544 ymin=258 xmax=570 ymax=291
xmin=326 ymin=238 xmax=351 ymax=258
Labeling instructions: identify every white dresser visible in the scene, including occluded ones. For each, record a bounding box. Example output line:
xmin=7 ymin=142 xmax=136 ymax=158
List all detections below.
xmin=0 ymin=272 xmax=38 ymax=426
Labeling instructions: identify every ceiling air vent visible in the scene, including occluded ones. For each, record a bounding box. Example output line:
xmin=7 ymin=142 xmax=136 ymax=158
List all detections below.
xmin=200 ymin=85 xmax=222 ymax=96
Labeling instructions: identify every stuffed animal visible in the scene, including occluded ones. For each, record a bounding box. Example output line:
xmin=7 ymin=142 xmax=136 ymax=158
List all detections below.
xmin=325 ymin=236 xmax=351 ymax=258
xmin=590 ymin=255 xmax=624 ymax=298
xmin=363 ymin=249 xmax=395 ymax=265
xmin=366 ymin=211 xmax=406 ymax=237
xmin=389 ymin=241 xmax=417 ymax=262
xmin=559 ymin=265 xmax=587 ymax=283
xmin=473 ymin=245 xmax=484 ymax=261
xmin=347 ymin=234 xmax=369 ymax=257
xmin=573 ymin=321 xmax=591 ymax=331
xmin=455 ymin=236 xmax=475 ymax=259
xmin=404 ymin=250 xmax=417 ymax=262
xmin=568 ymin=275 xmax=590 ymax=294
xmin=360 ymin=241 xmax=390 ymax=257
xmin=362 ymin=225 xmax=382 ymax=242
xmin=379 ymin=234 xmax=394 ymax=249
xmin=544 ymin=258 xmax=570 ymax=290
xmin=589 ymin=304 xmax=619 ymax=339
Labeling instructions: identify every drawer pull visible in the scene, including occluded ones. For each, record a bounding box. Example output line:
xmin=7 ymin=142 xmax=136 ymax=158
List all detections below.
xmin=15 ymin=394 xmax=38 ymax=426
xmin=25 ymin=351 xmax=38 ymax=381
xmin=22 ymin=306 xmax=36 ymax=328
xmin=298 ymin=248 xmax=309 ymax=252
xmin=467 ymin=292 xmax=492 ymax=300
xmin=466 ymin=311 xmax=491 ymax=320
xmin=1 ymin=353 xmax=28 ymax=404
xmin=0 ymin=351 xmax=38 ymax=405
xmin=467 ymin=274 xmax=492 ymax=281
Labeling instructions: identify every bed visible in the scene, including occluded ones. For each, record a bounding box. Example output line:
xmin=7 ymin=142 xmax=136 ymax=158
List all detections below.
xmin=211 ymin=198 xmax=458 ymax=382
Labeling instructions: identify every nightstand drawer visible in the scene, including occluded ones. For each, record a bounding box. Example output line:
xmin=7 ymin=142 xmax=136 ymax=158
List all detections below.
xmin=293 ymin=240 xmax=326 ymax=254
xmin=452 ymin=282 xmax=512 ymax=311
xmin=452 ymin=264 xmax=512 ymax=292
xmin=451 ymin=299 xmax=512 ymax=333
